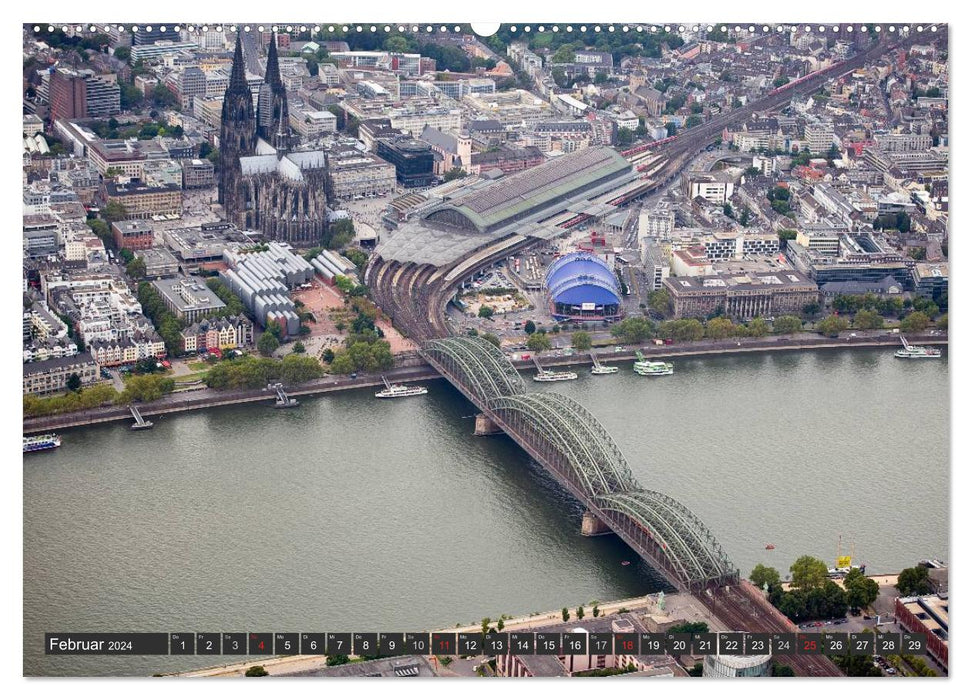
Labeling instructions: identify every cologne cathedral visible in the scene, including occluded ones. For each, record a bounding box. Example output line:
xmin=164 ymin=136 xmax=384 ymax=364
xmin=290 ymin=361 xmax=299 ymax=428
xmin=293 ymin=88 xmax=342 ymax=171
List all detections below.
xmin=218 ymin=33 xmax=328 ymax=246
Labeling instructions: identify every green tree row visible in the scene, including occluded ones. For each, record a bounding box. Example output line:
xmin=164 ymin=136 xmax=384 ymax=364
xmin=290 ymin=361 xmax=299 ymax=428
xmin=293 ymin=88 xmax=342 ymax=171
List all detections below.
xmin=205 ymin=354 xmax=324 ymax=389
xmin=815 ymin=310 xmax=939 ymax=337
xmin=23 ymin=372 xmax=178 ymax=417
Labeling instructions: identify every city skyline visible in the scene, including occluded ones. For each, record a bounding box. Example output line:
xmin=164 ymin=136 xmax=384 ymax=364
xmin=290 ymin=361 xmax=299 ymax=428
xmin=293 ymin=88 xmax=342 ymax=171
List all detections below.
xmin=20 ymin=19 xmax=950 ymax=683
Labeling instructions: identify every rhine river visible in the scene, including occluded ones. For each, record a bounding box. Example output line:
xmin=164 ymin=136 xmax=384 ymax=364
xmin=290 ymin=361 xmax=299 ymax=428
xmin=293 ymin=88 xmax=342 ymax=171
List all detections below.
xmin=23 ymin=348 xmax=948 ymax=676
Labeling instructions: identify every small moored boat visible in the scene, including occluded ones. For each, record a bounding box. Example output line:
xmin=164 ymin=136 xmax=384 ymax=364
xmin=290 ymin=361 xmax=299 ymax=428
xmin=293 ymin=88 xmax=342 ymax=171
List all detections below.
xmin=589 ymin=352 xmax=618 ymax=375
xmin=532 ymin=356 xmax=577 ymax=382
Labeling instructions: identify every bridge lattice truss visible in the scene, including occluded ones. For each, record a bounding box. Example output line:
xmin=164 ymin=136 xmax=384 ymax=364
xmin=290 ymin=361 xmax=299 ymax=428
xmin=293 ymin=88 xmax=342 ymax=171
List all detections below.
xmin=423 ymin=337 xmax=738 ymax=590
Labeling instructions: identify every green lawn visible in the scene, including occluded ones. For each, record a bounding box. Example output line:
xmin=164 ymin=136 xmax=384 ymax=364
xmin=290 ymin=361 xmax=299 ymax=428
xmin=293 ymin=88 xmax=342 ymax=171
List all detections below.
xmin=174 ymin=370 xmax=209 ymax=384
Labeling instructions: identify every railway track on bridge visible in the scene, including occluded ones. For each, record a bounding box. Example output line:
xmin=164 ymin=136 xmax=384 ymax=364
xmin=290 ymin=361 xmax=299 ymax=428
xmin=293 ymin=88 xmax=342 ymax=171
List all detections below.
xmin=422 ymin=337 xmax=738 ymax=591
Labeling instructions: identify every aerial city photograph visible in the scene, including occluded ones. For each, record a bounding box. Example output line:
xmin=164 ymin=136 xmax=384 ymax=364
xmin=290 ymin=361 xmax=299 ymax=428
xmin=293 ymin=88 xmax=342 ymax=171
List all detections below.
xmin=18 ymin=10 xmax=951 ymax=689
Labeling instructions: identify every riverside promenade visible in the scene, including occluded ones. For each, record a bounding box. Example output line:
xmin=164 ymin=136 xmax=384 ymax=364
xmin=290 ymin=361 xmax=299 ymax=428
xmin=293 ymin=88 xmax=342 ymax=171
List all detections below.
xmin=23 ymin=331 xmax=945 ymax=434
xmin=173 ymin=592 xmax=682 ymax=677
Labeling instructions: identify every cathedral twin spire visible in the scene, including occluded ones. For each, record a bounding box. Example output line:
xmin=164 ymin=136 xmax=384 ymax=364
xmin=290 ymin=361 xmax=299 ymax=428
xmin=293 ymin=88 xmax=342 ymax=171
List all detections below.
xmin=265 ymin=32 xmax=282 ymax=88
xmin=228 ymin=34 xmax=250 ymax=94
xmin=217 ymin=32 xmax=327 ymax=245
xmin=256 ymin=32 xmax=293 ymax=151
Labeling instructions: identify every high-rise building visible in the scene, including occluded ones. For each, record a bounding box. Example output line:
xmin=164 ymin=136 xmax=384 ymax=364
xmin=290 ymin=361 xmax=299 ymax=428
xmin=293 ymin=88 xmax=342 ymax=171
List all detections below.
xmin=132 ymin=25 xmax=181 ymax=45
xmin=376 ymin=138 xmax=435 ymax=188
xmin=168 ymin=67 xmax=207 ymax=110
xmin=49 ymin=68 xmax=121 ymax=121
xmin=804 ymin=120 xmax=835 ymax=155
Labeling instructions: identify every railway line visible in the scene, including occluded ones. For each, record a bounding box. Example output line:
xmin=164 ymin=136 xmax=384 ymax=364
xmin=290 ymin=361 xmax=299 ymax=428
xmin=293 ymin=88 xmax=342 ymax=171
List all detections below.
xmin=701 ymin=583 xmax=842 ymax=676
xmin=621 ymin=29 xmax=930 ymax=185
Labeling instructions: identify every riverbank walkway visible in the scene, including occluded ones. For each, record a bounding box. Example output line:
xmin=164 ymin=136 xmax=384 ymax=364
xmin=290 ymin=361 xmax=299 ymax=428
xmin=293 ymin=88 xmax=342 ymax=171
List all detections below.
xmin=24 ymin=331 xmax=945 ymax=434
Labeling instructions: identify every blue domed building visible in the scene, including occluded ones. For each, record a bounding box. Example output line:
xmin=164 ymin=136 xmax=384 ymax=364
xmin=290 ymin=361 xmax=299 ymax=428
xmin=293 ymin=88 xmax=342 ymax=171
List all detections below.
xmin=544 ymin=252 xmax=622 ymax=322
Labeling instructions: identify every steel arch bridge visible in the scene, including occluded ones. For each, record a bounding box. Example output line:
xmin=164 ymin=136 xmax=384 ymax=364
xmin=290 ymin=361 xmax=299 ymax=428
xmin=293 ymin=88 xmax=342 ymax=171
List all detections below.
xmin=420 ymin=337 xmax=738 ymax=590
xmin=488 ymin=393 xmax=636 ymax=496
xmin=424 ymin=337 xmax=526 ymax=402
xmin=595 ymin=490 xmax=735 ymax=587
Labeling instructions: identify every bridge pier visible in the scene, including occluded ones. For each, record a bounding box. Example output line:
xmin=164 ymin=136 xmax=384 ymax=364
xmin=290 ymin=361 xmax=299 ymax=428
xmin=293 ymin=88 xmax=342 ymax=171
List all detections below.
xmin=473 ymin=413 xmax=502 ymax=436
xmin=581 ymin=510 xmax=612 ymax=537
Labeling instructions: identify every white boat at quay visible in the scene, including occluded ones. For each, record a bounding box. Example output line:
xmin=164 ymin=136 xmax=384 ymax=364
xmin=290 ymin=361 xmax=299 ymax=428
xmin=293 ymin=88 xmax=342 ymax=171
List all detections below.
xmin=376 ymin=375 xmax=429 ymax=398
xmin=589 ymin=352 xmax=618 ymax=375
xmin=534 ymin=370 xmax=579 ymax=382
xmin=894 ymin=335 xmax=942 ymax=359
xmin=633 ymin=350 xmax=674 ymax=376
xmin=532 ymin=356 xmax=577 ymax=382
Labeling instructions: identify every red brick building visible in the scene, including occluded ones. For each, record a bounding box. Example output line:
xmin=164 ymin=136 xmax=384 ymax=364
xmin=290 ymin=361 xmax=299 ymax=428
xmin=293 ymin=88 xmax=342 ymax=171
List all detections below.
xmin=49 ymin=70 xmax=88 ymax=122
xmin=111 ymin=220 xmax=155 ymax=251
xmin=894 ymin=596 xmax=948 ymax=671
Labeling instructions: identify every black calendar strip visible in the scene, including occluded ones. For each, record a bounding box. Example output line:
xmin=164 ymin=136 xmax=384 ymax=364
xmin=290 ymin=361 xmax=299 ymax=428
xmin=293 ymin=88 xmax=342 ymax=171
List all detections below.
xmin=45 ymin=631 xmax=927 ymax=656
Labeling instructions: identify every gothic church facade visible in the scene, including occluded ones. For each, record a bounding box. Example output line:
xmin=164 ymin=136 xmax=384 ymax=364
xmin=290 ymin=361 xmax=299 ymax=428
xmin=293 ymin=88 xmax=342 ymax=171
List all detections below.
xmin=218 ymin=33 xmax=328 ymax=246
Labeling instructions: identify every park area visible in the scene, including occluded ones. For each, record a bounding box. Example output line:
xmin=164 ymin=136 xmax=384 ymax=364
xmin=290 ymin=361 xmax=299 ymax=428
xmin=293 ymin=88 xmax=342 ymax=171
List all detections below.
xmin=291 ymin=277 xmax=415 ymax=357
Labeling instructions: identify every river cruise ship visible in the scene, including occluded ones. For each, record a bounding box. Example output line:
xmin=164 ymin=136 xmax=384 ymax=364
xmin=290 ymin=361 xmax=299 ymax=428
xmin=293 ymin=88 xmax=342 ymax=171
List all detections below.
xmin=376 ymin=376 xmax=429 ymax=398
xmin=895 ymin=335 xmax=942 ymax=359
xmin=24 ymin=434 xmax=61 ymax=453
xmin=634 ymin=350 xmax=674 ymax=376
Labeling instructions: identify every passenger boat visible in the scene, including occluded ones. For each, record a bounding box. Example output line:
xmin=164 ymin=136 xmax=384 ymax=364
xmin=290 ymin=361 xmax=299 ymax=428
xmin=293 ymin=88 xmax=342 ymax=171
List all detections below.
xmin=531 ymin=356 xmax=577 ymax=382
xmin=533 ymin=370 xmax=578 ymax=382
xmin=894 ymin=335 xmax=941 ymax=359
xmin=634 ymin=360 xmax=674 ymax=376
xmin=376 ymin=376 xmax=428 ymax=398
xmin=633 ymin=350 xmax=674 ymax=376
xmin=589 ymin=352 xmax=618 ymax=374
xmin=24 ymin=434 xmax=61 ymax=453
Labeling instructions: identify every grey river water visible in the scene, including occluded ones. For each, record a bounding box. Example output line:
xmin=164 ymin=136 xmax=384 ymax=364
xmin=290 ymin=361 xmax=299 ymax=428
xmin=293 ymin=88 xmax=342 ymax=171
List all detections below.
xmin=23 ymin=348 xmax=948 ymax=676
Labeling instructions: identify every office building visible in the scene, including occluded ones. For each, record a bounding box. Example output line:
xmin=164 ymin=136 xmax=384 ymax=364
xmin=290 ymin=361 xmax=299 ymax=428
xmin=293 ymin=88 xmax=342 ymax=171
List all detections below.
xmin=664 ymin=271 xmax=819 ymax=319
xmin=376 ymin=138 xmax=435 ymax=188
xmin=111 ymin=220 xmax=155 ymax=251
xmin=151 ymin=276 xmax=227 ymax=322
xmin=49 ymin=68 xmax=121 ymax=122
